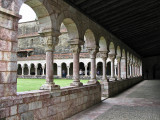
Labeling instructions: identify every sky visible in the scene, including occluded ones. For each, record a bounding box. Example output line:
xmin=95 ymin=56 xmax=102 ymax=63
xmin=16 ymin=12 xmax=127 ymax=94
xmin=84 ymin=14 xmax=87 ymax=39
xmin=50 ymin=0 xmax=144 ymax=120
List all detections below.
xmin=19 ymin=4 xmax=37 ymax=23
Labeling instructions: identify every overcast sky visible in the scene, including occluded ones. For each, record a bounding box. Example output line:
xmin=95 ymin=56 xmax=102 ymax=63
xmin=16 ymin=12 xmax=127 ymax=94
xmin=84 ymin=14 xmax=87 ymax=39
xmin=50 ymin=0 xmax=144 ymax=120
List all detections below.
xmin=19 ymin=4 xmax=37 ymax=23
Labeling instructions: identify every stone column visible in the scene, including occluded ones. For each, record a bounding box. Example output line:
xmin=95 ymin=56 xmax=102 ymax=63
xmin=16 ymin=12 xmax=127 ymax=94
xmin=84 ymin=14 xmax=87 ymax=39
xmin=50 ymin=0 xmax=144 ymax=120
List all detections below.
xmin=130 ymin=63 xmax=132 ymax=78
xmin=121 ymin=57 xmax=127 ymax=79
xmin=42 ymin=65 xmax=45 ymax=76
xmin=57 ymin=66 xmax=62 ymax=78
xmin=22 ymin=66 xmax=24 ymax=76
xmin=69 ymin=40 xmax=83 ymax=86
xmin=88 ymin=48 xmax=99 ymax=84
xmin=28 ymin=65 xmax=31 ymax=76
xmin=100 ymin=52 xmax=108 ymax=82
xmin=117 ymin=57 xmax=121 ymax=80
xmin=85 ymin=65 xmax=88 ymax=77
xmin=67 ymin=66 xmax=70 ymax=77
xmin=109 ymin=55 xmax=116 ymax=81
xmin=35 ymin=65 xmax=38 ymax=76
xmin=40 ymin=31 xmax=60 ymax=90
xmin=132 ymin=63 xmax=135 ymax=77
xmin=127 ymin=60 xmax=130 ymax=78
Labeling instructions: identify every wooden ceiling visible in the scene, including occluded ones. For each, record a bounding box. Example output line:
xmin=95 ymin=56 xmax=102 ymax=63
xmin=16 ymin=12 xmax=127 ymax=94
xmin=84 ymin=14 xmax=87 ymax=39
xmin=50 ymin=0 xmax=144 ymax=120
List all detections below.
xmin=63 ymin=0 xmax=160 ymax=58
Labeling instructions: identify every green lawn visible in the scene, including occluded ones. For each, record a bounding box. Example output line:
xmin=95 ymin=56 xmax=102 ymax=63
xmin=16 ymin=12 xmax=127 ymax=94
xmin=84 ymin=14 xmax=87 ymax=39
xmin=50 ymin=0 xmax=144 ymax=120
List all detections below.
xmin=17 ymin=78 xmax=88 ymax=92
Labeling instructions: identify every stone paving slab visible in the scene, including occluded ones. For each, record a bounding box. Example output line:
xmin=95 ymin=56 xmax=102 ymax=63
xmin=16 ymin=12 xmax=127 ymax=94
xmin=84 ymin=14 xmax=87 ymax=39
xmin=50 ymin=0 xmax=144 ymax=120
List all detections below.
xmin=95 ymin=105 xmax=160 ymax=120
xmin=67 ymin=80 xmax=160 ymax=120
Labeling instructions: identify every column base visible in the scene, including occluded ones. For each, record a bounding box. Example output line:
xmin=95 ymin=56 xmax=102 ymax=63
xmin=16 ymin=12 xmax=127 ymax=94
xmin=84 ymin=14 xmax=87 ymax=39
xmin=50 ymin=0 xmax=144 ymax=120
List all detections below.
xmin=40 ymin=83 xmax=60 ymax=90
xmin=70 ymin=82 xmax=83 ymax=87
xmin=88 ymin=79 xmax=100 ymax=84
xmin=117 ymin=78 xmax=122 ymax=81
xmin=109 ymin=77 xmax=117 ymax=81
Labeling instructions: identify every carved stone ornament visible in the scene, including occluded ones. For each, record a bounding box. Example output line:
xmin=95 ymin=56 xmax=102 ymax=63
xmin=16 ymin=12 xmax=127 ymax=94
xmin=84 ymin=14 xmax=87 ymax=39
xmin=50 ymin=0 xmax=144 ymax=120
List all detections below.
xmin=116 ymin=57 xmax=121 ymax=63
xmin=70 ymin=44 xmax=81 ymax=54
xmin=100 ymin=52 xmax=108 ymax=59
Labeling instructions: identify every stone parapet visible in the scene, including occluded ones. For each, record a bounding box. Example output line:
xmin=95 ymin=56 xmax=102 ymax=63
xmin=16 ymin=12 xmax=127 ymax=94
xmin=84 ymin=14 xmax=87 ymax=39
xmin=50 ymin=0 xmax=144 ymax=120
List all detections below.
xmin=101 ymin=77 xmax=143 ymax=97
xmin=0 ymin=84 xmax=101 ymax=119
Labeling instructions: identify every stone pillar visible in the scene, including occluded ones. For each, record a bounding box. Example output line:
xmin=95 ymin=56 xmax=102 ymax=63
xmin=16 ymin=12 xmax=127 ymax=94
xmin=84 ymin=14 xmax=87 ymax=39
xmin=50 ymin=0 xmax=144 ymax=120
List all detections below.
xmin=40 ymin=31 xmax=60 ymax=90
xmin=85 ymin=65 xmax=88 ymax=77
xmin=35 ymin=65 xmax=38 ymax=76
xmin=22 ymin=66 xmax=24 ymax=76
xmin=127 ymin=60 xmax=130 ymax=78
xmin=67 ymin=66 xmax=70 ymax=77
xmin=100 ymin=52 xmax=108 ymax=82
xmin=0 ymin=6 xmax=21 ymax=97
xmin=132 ymin=64 xmax=135 ymax=77
xmin=117 ymin=57 xmax=121 ymax=80
xmin=109 ymin=55 xmax=116 ymax=81
xmin=42 ymin=65 xmax=45 ymax=76
xmin=69 ymin=40 xmax=83 ymax=86
xmin=87 ymin=48 xmax=99 ymax=84
xmin=28 ymin=65 xmax=31 ymax=76
xmin=130 ymin=63 xmax=132 ymax=78
xmin=57 ymin=66 xmax=62 ymax=78
xmin=121 ymin=57 xmax=127 ymax=79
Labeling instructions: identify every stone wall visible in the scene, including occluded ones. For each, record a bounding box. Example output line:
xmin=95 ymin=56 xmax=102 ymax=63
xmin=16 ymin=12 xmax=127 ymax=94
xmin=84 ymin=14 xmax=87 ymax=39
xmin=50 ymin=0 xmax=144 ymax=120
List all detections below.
xmin=102 ymin=77 xmax=143 ymax=97
xmin=142 ymin=56 xmax=160 ymax=80
xmin=18 ymin=21 xmax=88 ymax=56
xmin=0 ymin=84 xmax=101 ymax=120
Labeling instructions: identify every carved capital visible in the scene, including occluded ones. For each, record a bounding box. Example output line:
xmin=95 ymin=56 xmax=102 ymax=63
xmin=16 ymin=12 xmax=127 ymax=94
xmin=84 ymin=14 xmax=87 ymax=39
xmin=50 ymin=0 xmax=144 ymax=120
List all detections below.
xmin=100 ymin=52 xmax=108 ymax=59
xmin=108 ymin=54 xmax=115 ymax=60
xmin=70 ymin=44 xmax=81 ymax=54
xmin=87 ymin=47 xmax=99 ymax=58
xmin=116 ymin=57 xmax=121 ymax=63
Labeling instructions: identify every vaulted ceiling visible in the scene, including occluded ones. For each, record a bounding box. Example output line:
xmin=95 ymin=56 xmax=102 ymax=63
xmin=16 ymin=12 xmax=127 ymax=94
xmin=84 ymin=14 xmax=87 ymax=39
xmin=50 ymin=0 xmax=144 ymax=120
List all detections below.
xmin=63 ymin=0 xmax=160 ymax=58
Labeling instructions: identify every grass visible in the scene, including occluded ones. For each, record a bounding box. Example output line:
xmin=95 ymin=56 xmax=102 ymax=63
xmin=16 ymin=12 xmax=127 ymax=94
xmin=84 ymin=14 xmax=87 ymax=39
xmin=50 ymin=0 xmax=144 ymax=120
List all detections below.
xmin=17 ymin=78 xmax=88 ymax=92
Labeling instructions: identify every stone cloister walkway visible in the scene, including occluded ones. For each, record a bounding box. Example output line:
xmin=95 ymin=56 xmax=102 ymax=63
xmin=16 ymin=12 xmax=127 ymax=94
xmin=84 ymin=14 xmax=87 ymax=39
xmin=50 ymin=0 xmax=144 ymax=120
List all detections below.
xmin=67 ymin=80 xmax=160 ymax=120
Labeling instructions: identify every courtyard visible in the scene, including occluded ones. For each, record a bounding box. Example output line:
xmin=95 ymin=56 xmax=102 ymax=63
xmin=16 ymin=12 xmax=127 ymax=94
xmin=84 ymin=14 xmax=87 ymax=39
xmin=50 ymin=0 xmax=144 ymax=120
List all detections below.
xmin=17 ymin=79 xmax=89 ymax=92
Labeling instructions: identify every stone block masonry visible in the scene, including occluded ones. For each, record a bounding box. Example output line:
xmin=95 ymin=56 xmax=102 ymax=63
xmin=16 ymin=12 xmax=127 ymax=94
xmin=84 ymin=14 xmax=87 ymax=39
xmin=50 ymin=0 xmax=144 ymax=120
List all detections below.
xmin=102 ymin=77 xmax=143 ymax=97
xmin=0 ymin=84 xmax=101 ymax=120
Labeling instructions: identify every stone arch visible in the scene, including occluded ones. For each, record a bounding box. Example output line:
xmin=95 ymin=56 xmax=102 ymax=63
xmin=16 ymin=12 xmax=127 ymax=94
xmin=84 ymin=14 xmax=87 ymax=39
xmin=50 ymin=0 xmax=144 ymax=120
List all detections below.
xmin=99 ymin=36 xmax=108 ymax=52
xmin=84 ymin=29 xmax=96 ymax=48
xmin=37 ymin=63 xmax=42 ymax=75
xmin=62 ymin=63 xmax=67 ymax=78
xmin=53 ymin=63 xmax=57 ymax=75
xmin=17 ymin=64 xmax=22 ymax=75
xmin=24 ymin=64 xmax=29 ymax=75
xmin=18 ymin=0 xmax=53 ymax=31
xmin=59 ymin=18 xmax=79 ymax=40
xmin=108 ymin=42 xmax=116 ymax=55
xmin=69 ymin=62 xmax=73 ymax=75
xmin=79 ymin=62 xmax=85 ymax=75
xmin=122 ymin=49 xmax=126 ymax=58
xmin=116 ymin=46 xmax=121 ymax=57
xmin=97 ymin=62 xmax=103 ymax=75
xmin=30 ymin=63 xmax=35 ymax=75
xmin=87 ymin=62 xmax=91 ymax=75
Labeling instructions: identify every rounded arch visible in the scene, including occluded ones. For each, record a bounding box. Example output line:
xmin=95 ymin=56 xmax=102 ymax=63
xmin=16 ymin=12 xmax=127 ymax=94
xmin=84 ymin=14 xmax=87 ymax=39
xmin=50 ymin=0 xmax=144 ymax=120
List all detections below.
xmin=30 ymin=63 xmax=35 ymax=75
xmin=116 ymin=46 xmax=121 ymax=57
xmin=19 ymin=1 xmax=52 ymax=31
xmin=97 ymin=62 xmax=103 ymax=75
xmin=24 ymin=64 xmax=29 ymax=75
xmin=69 ymin=62 xmax=73 ymax=75
xmin=79 ymin=62 xmax=85 ymax=75
xmin=53 ymin=63 xmax=57 ymax=75
xmin=99 ymin=36 xmax=107 ymax=52
xmin=17 ymin=64 xmax=22 ymax=75
xmin=62 ymin=63 xmax=67 ymax=78
xmin=37 ymin=63 xmax=42 ymax=75
xmin=59 ymin=18 xmax=79 ymax=40
xmin=109 ymin=42 xmax=115 ymax=55
xmin=84 ymin=29 xmax=96 ymax=48
xmin=122 ymin=49 xmax=126 ymax=58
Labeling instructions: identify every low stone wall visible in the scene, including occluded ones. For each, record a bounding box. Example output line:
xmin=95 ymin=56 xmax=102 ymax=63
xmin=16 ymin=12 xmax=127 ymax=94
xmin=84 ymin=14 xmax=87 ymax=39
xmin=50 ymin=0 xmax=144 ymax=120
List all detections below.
xmin=17 ymin=75 xmax=103 ymax=80
xmin=102 ymin=77 xmax=143 ymax=97
xmin=0 ymin=84 xmax=101 ymax=120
